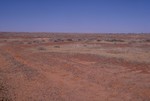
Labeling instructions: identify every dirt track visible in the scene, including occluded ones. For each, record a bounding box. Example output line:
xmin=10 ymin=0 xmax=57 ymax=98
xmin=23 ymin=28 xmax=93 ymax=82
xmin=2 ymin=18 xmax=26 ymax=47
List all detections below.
xmin=0 ymin=33 xmax=150 ymax=101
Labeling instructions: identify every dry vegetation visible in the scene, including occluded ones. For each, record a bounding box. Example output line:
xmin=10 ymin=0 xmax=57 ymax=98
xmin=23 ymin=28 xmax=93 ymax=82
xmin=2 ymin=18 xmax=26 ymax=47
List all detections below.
xmin=0 ymin=32 xmax=150 ymax=101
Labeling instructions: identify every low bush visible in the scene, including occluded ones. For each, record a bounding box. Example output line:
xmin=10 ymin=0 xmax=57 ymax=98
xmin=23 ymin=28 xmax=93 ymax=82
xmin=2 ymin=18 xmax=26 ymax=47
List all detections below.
xmin=97 ymin=39 xmax=101 ymax=42
xmin=54 ymin=46 xmax=60 ymax=48
xmin=67 ymin=39 xmax=73 ymax=41
xmin=145 ymin=39 xmax=150 ymax=42
xmin=38 ymin=47 xmax=46 ymax=50
xmin=106 ymin=39 xmax=124 ymax=42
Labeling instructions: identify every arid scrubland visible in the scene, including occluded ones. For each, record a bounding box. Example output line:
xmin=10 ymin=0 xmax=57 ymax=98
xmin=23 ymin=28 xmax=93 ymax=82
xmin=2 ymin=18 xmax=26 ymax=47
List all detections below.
xmin=0 ymin=32 xmax=150 ymax=101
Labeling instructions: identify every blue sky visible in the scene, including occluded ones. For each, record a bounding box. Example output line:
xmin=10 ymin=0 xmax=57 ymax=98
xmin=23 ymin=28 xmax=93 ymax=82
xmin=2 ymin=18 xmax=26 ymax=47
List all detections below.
xmin=0 ymin=0 xmax=150 ymax=33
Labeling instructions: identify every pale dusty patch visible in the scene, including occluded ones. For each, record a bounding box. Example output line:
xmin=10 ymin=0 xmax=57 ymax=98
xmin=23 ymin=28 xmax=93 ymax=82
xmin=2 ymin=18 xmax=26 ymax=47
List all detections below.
xmin=31 ymin=43 xmax=150 ymax=63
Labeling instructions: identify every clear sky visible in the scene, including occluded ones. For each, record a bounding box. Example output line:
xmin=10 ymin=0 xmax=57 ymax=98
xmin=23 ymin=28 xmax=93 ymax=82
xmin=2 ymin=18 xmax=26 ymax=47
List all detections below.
xmin=0 ymin=0 xmax=150 ymax=33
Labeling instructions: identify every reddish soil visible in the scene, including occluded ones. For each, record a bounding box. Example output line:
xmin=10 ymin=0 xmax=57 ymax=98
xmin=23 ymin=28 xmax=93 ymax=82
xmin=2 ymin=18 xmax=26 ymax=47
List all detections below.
xmin=0 ymin=33 xmax=150 ymax=101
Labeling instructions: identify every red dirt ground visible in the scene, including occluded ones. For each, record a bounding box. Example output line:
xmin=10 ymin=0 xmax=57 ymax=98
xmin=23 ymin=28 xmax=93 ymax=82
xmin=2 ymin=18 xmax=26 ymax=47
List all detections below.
xmin=0 ymin=33 xmax=150 ymax=101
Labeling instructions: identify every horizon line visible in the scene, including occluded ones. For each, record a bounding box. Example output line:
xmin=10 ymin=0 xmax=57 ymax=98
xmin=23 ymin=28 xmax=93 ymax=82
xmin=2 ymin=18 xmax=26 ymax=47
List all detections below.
xmin=0 ymin=31 xmax=150 ymax=34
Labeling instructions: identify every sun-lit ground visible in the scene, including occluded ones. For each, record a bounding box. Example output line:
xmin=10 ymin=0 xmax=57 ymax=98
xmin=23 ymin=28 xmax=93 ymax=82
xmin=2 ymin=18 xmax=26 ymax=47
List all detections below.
xmin=0 ymin=33 xmax=150 ymax=101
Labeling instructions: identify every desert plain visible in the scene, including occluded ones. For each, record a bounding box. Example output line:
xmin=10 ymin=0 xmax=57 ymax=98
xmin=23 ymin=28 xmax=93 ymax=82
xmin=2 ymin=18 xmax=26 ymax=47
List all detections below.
xmin=0 ymin=32 xmax=150 ymax=101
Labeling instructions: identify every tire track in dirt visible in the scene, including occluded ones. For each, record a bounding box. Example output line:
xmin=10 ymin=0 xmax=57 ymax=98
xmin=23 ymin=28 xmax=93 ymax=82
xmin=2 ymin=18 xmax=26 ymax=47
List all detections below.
xmin=0 ymin=49 xmax=39 ymax=80
xmin=0 ymin=48 xmax=40 ymax=101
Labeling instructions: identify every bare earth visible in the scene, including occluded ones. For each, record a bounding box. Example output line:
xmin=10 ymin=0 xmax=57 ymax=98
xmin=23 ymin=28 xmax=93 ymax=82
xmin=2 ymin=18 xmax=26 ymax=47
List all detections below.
xmin=0 ymin=32 xmax=150 ymax=101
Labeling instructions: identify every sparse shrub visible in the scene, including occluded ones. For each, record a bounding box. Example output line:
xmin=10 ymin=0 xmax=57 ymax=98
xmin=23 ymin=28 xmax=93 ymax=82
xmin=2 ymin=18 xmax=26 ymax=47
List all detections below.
xmin=67 ymin=39 xmax=73 ymax=41
xmin=19 ymin=42 xmax=24 ymax=44
xmin=53 ymin=39 xmax=64 ymax=42
xmin=54 ymin=40 xmax=58 ymax=42
xmin=57 ymin=39 xmax=62 ymax=41
xmin=54 ymin=46 xmax=60 ymax=48
xmin=97 ymin=39 xmax=101 ymax=42
xmin=33 ymin=40 xmax=40 ymax=43
xmin=78 ymin=39 xmax=81 ymax=41
xmin=3 ymin=40 xmax=7 ymax=42
xmin=83 ymin=45 xmax=87 ymax=47
xmin=38 ymin=47 xmax=46 ymax=50
xmin=33 ymin=40 xmax=36 ymax=43
xmin=28 ymin=42 xmax=32 ymax=44
xmin=106 ymin=39 xmax=124 ymax=42
xmin=42 ymin=40 xmax=45 ymax=42
xmin=145 ymin=39 xmax=150 ymax=42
